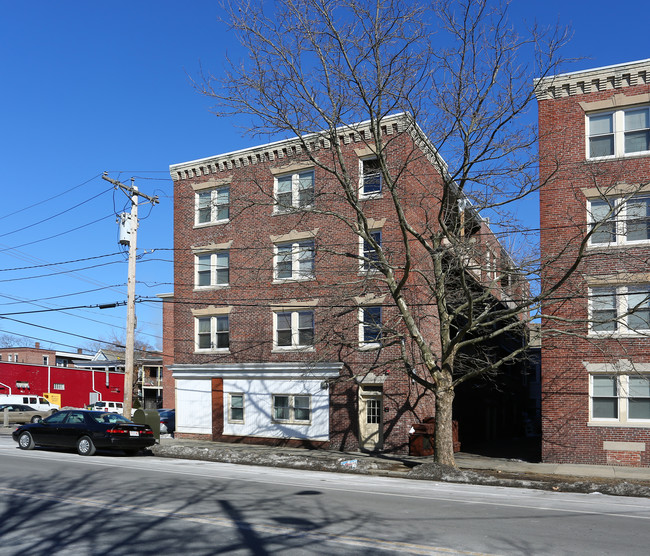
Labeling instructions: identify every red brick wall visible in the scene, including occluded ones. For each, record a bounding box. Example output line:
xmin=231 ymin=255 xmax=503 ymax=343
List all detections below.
xmin=171 ymin=123 xmax=518 ymax=453
xmin=0 ymin=347 xmax=59 ymax=366
xmin=160 ymin=295 xmax=175 ymax=408
xmin=539 ymin=78 xmax=650 ymax=467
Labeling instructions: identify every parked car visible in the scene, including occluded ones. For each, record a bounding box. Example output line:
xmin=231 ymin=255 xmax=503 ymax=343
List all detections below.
xmin=0 ymin=404 xmax=53 ymax=424
xmin=90 ymin=401 xmax=124 ymax=414
xmin=158 ymin=409 xmax=175 ymax=434
xmin=12 ymin=409 xmax=155 ymax=456
xmin=0 ymin=394 xmax=59 ymax=412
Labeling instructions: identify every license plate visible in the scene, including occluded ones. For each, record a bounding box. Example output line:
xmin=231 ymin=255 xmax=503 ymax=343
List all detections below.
xmin=129 ymin=431 xmax=139 ymax=437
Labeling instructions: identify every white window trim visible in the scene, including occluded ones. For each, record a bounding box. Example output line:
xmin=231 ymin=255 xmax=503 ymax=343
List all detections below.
xmin=273 ymin=240 xmax=315 ymax=282
xmin=358 ymin=156 xmax=383 ymax=199
xmin=194 ymin=314 xmax=230 ymax=353
xmin=194 ymin=250 xmax=230 ymax=289
xmin=588 ymin=195 xmax=650 ymax=247
xmin=586 ymin=106 xmax=650 ymax=161
xmin=358 ymin=229 xmax=383 ymax=273
xmin=273 ymin=169 xmax=315 ymax=213
xmin=271 ymin=394 xmax=312 ymax=424
xmin=228 ymin=393 xmax=245 ymax=423
xmin=272 ymin=310 xmax=315 ymax=352
xmin=194 ymin=186 xmax=230 ymax=227
xmin=588 ymin=285 xmax=650 ymax=337
xmin=358 ymin=306 xmax=382 ymax=350
xmin=589 ymin=373 xmax=650 ymax=426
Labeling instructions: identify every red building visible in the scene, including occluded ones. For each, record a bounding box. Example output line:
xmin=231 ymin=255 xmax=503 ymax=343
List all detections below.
xmin=537 ymin=59 xmax=650 ymax=466
xmin=0 ymin=361 xmax=126 ymax=409
xmin=167 ymin=113 xmax=526 ymax=453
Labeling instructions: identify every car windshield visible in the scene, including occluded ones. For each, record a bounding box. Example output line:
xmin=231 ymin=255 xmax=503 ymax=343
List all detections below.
xmin=94 ymin=402 xmax=106 ymax=407
xmin=90 ymin=412 xmax=132 ymax=424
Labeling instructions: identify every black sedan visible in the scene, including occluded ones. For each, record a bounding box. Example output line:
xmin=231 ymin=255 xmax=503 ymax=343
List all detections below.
xmin=12 ymin=409 xmax=155 ymax=456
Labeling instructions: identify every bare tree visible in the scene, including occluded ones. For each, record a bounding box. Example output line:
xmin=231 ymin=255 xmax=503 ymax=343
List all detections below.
xmin=194 ymin=0 xmax=579 ymax=465
xmin=0 ymin=333 xmax=26 ymax=348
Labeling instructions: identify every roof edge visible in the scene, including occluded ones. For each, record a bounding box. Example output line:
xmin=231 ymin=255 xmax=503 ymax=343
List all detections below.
xmin=534 ymin=59 xmax=650 ymax=101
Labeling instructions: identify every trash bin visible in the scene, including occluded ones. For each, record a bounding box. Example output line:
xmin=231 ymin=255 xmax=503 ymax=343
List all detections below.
xmin=409 ymin=419 xmax=436 ymax=456
xmin=132 ymin=408 xmax=160 ymax=440
xmin=408 ymin=418 xmax=461 ymax=456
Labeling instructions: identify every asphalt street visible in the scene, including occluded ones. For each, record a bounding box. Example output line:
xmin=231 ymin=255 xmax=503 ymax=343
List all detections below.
xmin=1 ymin=436 xmax=650 ymax=555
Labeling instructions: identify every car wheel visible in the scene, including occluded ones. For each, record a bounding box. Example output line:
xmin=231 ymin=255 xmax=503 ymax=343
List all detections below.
xmin=30 ymin=415 xmax=42 ymax=423
xmin=18 ymin=431 xmax=35 ymax=450
xmin=77 ymin=436 xmax=96 ymax=456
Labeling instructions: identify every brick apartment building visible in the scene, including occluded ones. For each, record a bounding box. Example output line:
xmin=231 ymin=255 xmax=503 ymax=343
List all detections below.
xmin=0 ymin=342 xmax=92 ymax=367
xmin=166 ymin=112 xmax=526 ymax=454
xmin=537 ymin=59 xmax=650 ymax=466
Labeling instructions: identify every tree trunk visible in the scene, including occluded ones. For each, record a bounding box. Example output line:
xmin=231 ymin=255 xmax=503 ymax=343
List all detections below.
xmin=433 ymin=385 xmax=456 ymax=466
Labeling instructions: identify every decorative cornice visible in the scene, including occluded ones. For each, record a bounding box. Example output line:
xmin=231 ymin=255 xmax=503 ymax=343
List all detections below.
xmin=169 ymin=113 xmax=410 ymax=181
xmin=534 ymin=59 xmax=650 ymax=101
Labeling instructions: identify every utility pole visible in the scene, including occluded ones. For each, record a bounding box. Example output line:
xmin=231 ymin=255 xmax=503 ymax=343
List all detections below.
xmin=102 ymin=172 xmax=158 ymax=417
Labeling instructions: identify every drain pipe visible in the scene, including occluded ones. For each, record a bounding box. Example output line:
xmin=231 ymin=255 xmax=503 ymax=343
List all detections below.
xmin=91 ymin=369 xmax=101 ymax=406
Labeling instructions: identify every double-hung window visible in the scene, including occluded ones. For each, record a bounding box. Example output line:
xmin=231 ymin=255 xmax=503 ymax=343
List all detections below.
xmin=589 ymin=285 xmax=650 ymax=334
xmin=196 ymin=315 xmax=230 ymax=351
xmin=590 ymin=374 xmax=650 ymax=424
xmin=196 ymin=251 xmax=229 ymax=287
xmin=275 ymin=170 xmax=314 ymax=212
xmin=274 ymin=240 xmax=314 ymax=281
xmin=588 ymin=195 xmax=650 ymax=246
xmin=196 ymin=186 xmax=230 ymax=225
xmin=229 ymin=393 xmax=244 ymax=423
xmin=361 ymin=230 xmax=382 ymax=272
xmin=272 ymin=394 xmax=311 ymax=423
xmin=274 ymin=310 xmax=314 ymax=350
xmin=587 ymin=106 xmax=650 ymax=159
xmin=360 ymin=306 xmax=382 ymax=347
xmin=360 ymin=157 xmax=382 ymax=197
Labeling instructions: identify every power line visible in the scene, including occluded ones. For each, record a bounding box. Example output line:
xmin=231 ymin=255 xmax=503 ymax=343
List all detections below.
xmin=0 ymin=300 xmax=128 ymax=316
xmin=0 ymin=285 xmax=126 ymax=306
xmin=0 ymin=252 xmax=123 ymax=273
xmin=0 ymin=173 xmax=104 ymax=222
xmin=0 ymin=187 xmax=113 ymax=239
xmin=0 ymin=213 xmax=115 ymax=252
xmin=0 ymin=315 xmax=125 ymax=346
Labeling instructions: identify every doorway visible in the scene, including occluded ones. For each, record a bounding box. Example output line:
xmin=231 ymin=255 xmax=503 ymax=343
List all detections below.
xmin=359 ymin=385 xmax=383 ymax=451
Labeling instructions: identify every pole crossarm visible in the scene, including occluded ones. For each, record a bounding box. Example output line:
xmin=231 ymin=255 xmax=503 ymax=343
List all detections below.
xmin=102 ymin=172 xmax=159 ymax=204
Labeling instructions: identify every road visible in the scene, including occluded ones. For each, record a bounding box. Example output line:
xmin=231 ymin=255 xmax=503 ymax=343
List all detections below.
xmin=1 ymin=436 xmax=649 ymax=555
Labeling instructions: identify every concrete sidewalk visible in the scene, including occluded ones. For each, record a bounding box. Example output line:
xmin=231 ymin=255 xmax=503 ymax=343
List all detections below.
xmin=454 ymin=451 xmax=650 ymax=482
xmin=149 ymin=436 xmax=650 ymax=484
xmin=3 ymin=425 xmax=649 ymax=486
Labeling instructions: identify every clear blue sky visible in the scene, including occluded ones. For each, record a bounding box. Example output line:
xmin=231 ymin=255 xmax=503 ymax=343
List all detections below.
xmin=0 ymin=1 xmax=647 ymax=355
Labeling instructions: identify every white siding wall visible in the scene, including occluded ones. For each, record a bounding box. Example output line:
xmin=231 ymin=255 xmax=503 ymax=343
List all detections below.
xmin=176 ymin=378 xmax=212 ymax=434
xmin=222 ymin=378 xmax=329 ymax=440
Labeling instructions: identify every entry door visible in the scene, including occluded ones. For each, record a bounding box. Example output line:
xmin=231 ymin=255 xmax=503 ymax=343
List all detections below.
xmin=359 ymin=386 xmax=383 ymax=451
